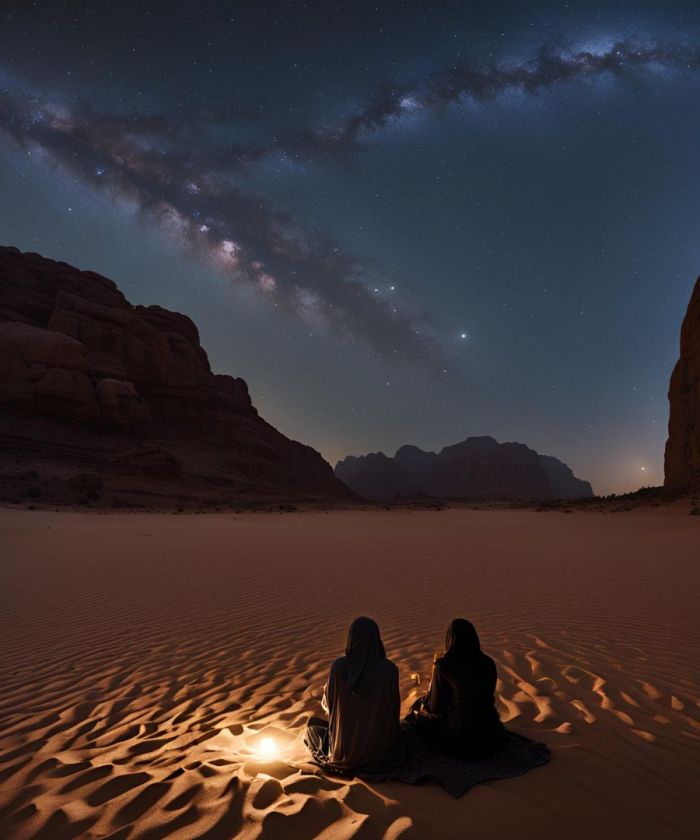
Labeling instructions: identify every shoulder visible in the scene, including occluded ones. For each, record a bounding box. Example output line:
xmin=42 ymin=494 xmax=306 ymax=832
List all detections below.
xmin=329 ymin=656 xmax=349 ymax=678
xmin=434 ymin=654 xmax=449 ymax=670
xmin=481 ymin=653 xmax=497 ymax=673
xmin=375 ymin=658 xmax=399 ymax=683
xmin=432 ymin=656 xmax=452 ymax=680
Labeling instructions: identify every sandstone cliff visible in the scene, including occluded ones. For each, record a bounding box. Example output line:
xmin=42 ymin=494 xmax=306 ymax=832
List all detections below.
xmin=0 ymin=246 xmax=349 ymax=506
xmin=665 ymin=277 xmax=700 ymax=492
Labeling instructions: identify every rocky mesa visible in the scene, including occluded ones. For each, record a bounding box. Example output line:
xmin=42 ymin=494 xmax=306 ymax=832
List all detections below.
xmin=335 ymin=436 xmax=593 ymax=501
xmin=665 ymin=276 xmax=700 ymax=493
xmin=0 ymin=246 xmax=350 ymax=506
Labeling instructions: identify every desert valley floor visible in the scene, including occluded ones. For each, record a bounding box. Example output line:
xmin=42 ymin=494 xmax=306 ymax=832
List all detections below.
xmin=1 ymin=507 xmax=699 ymax=839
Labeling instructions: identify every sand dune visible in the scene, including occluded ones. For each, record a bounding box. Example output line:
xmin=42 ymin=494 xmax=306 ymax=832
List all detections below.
xmin=1 ymin=508 xmax=699 ymax=838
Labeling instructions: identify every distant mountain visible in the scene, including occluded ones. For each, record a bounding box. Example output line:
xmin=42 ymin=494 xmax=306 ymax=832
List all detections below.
xmin=335 ymin=436 xmax=593 ymax=500
xmin=0 ymin=246 xmax=350 ymax=506
xmin=665 ymin=275 xmax=700 ymax=492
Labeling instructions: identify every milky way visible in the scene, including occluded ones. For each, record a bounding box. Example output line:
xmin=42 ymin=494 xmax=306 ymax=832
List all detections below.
xmin=1 ymin=38 xmax=698 ymax=367
xmin=0 ymin=86 xmax=443 ymax=364
xmin=281 ymin=39 xmax=700 ymax=154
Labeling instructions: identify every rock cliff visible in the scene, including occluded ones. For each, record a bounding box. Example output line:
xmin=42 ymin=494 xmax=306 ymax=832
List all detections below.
xmin=335 ymin=436 xmax=593 ymax=500
xmin=0 ymin=246 xmax=349 ymax=506
xmin=665 ymin=277 xmax=700 ymax=492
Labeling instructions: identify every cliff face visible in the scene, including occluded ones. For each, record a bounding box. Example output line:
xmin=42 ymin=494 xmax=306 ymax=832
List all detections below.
xmin=335 ymin=436 xmax=593 ymax=501
xmin=0 ymin=246 xmax=349 ymax=505
xmin=665 ymin=277 xmax=700 ymax=492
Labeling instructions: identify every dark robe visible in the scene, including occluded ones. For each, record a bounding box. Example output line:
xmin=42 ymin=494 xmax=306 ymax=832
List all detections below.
xmin=412 ymin=651 xmax=504 ymax=757
xmin=306 ymin=617 xmax=405 ymax=773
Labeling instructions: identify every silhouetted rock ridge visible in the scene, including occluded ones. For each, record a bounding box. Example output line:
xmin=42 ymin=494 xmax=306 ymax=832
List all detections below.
xmin=335 ymin=437 xmax=593 ymax=500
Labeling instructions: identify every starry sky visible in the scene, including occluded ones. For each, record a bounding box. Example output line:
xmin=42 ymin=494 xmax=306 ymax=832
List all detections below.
xmin=1 ymin=0 xmax=699 ymax=494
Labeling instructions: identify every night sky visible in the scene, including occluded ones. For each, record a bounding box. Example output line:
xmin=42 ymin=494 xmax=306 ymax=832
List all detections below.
xmin=2 ymin=1 xmax=699 ymax=494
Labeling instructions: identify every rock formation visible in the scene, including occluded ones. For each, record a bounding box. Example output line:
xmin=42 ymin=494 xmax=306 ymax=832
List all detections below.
xmin=0 ymin=246 xmax=350 ymax=505
xmin=335 ymin=436 xmax=593 ymax=500
xmin=665 ymin=277 xmax=700 ymax=492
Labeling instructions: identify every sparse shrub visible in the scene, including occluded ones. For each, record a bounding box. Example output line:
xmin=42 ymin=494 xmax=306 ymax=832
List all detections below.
xmin=26 ymin=486 xmax=42 ymax=499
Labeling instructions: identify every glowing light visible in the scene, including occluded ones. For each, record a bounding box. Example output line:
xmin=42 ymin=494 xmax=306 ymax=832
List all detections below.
xmin=460 ymin=332 xmax=468 ymax=340
xmin=258 ymin=737 xmax=277 ymax=758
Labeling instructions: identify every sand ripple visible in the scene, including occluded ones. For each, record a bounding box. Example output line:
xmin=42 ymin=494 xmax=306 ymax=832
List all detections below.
xmin=1 ymin=508 xmax=699 ymax=838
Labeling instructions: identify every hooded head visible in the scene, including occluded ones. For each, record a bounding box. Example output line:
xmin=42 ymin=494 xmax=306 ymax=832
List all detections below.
xmin=344 ymin=616 xmax=386 ymax=692
xmin=443 ymin=618 xmax=481 ymax=662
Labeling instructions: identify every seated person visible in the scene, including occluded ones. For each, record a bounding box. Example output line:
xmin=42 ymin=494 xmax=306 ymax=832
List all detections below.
xmin=409 ymin=618 xmax=504 ymax=758
xmin=306 ymin=616 xmax=406 ymax=773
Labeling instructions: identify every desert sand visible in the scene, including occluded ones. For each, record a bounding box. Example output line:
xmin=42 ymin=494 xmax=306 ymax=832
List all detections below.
xmin=1 ymin=507 xmax=699 ymax=839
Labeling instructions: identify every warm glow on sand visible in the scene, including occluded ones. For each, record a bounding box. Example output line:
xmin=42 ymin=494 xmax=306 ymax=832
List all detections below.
xmin=2 ymin=508 xmax=699 ymax=838
xmin=258 ymin=736 xmax=277 ymax=759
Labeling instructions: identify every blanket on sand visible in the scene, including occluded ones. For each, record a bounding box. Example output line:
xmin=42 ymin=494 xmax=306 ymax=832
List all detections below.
xmin=314 ymin=720 xmax=550 ymax=798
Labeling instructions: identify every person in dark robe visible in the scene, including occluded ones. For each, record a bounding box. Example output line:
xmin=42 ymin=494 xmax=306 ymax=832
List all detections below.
xmin=409 ymin=618 xmax=505 ymax=758
xmin=306 ymin=616 xmax=406 ymax=773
